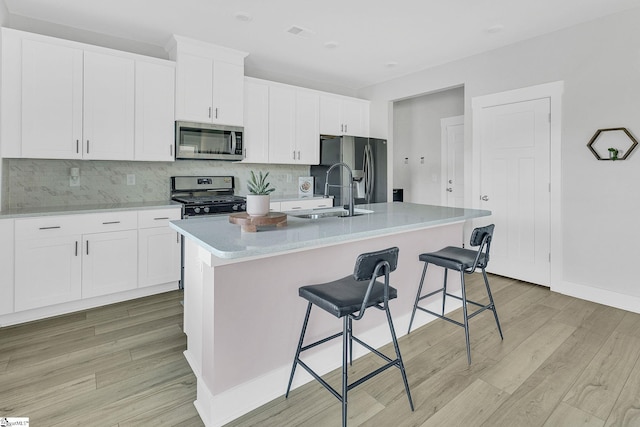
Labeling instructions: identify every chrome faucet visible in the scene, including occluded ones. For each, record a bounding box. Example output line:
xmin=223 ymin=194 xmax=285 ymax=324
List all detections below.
xmin=324 ymin=162 xmax=355 ymax=217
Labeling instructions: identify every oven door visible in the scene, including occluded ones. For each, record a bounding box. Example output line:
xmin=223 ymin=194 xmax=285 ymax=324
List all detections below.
xmin=176 ymin=121 xmax=244 ymax=160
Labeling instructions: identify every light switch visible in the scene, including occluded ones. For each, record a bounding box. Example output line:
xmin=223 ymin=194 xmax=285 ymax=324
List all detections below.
xmin=127 ymin=174 xmax=136 ymax=185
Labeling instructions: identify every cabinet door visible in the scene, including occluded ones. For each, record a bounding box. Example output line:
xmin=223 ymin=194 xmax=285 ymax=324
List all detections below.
xmin=243 ymin=79 xmax=270 ymax=163
xmin=21 ymin=39 xmax=83 ymax=159
xmin=213 ymin=61 xmax=244 ymax=126
xmin=268 ymin=85 xmax=296 ymax=164
xmin=175 ymin=52 xmax=213 ymax=123
xmin=341 ymin=98 xmax=370 ymax=137
xmin=138 ymin=227 xmax=181 ymax=287
xmin=0 ymin=219 xmax=14 ymax=315
xmin=15 ymin=234 xmax=82 ymax=311
xmin=319 ymin=94 xmax=342 ymax=135
xmin=82 ymin=230 xmax=137 ymax=298
xmin=83 ymin=51 xmax=135 ymax=160
xmin=295 ymin=89 xmax=320 ymax=165
xmin=135 ymin=61 xmax=176 ymax=161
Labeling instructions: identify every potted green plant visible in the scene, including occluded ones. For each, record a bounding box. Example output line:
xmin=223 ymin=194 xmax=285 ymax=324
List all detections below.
xmin=246 ymin=171 xmax=275 ymax=217
xmin=608 ymin=147 xmax=619 ymax=160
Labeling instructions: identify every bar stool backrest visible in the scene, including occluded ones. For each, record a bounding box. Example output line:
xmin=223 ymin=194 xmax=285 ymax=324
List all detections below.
xmin=469 ymin=224 xmax=495 ymax=270
xmin=353 ymin=247 xmax=399 ymax=281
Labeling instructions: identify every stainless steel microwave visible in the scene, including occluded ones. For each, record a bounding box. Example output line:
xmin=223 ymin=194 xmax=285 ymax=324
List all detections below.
xmin=175 ymin=121 xmax=244 ymax=161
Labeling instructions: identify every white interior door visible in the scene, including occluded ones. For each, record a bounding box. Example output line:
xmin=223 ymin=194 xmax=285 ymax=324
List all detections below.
xmin=478 ymin=98 xmax=551 ymax=286
xmin=441 ymin=116 xmax=464 ymax=207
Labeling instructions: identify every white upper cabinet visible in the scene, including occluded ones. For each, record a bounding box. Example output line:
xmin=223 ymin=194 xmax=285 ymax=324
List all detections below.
xmin=168 ymin=35 xmax=247 ymax=127
xmin=20 ymin=39 xmax=84 ymax=159
xmin=135 ymin=60 xmax=176 ymax=161
xmin=1 ymin=28 xmax=176 ymax=161
xmin=295 ymin=89 xmax=320 ymax=165
xmin=83 ymin=51 xmax=135 ymax=160
xmin=320 ymin=94 xmax=370 ymax=137
xmin=243 ymin=78 xmax=270 ymax=163
xmin=268 ymin=84 xmax=296 ymax=164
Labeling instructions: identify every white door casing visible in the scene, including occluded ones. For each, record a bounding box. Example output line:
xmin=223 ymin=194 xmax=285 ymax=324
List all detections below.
xmin=441 ymin=115 xmax=464 ymax=207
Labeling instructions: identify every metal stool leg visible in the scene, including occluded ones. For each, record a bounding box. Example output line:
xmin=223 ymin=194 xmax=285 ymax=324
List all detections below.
xmin=342 ymin=316 xmax=348 ymax=427
xmin=482 ymin=268 xmax=503 ymax=339
xmin=408 ymin=262 xmax=428 ymax=334
xmin=386 ymin=306 xmax=414 ymax=411
xmin=460 ymin=271 xmax=471 ymax=365
xmin=348 ymin=316 xmax=354 ymax=366
xmin=442 ymin=268 xmax=448 ymax=315
xmin=286 ymin=302 xmax=312 ymax=398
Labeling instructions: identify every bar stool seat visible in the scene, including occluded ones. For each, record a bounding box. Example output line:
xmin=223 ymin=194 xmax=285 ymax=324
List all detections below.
xmin=408 ymin=224 xmax=503 ymax=364
xmin=286 ymin=247 xmax=413 ymax=427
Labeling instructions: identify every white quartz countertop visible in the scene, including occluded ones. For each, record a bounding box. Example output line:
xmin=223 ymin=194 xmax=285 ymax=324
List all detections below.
xmin=170 ymin=202 xmax=491 ymax=260
xmin=0 ymin=201 xmax=180 ymax=219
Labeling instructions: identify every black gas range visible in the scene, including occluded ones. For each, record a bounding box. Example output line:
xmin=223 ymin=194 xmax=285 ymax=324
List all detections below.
xmin=170 ymin=176 xmax=246 ymax=218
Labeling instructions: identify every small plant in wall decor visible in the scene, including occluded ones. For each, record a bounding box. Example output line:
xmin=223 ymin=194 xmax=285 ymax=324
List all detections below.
xmin=608 ymin=147 xmax=619 ymax=161
xmin=246 ymin=171 xmax=275 ymax=217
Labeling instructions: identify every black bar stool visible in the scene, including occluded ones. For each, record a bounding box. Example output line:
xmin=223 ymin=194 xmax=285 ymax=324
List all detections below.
xmin=407 ymin=224 xmax=503 ymax=364
xmin=285 ymin=247 xmax=414 ymax=427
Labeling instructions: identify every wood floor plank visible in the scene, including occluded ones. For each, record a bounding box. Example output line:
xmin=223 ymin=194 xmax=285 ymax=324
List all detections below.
xmin=480 ymin=320 xmax=576 ymax=394
xmin=544 ymin=402 xmax=605 ymax=427
xmin=482 ymin=324 xmax=619 ymax=427
xmin=420 ymin=378 xmax=509 ymax=427
xmin=604 ymin=354 xmax=640 ymax=426
xmin=119 ymin=399 xmax=203 ymax=427
xmin=563 ymin=331 xmax=640 ymax=420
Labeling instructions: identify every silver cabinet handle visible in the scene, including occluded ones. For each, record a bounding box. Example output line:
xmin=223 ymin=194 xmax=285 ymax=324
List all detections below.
xmin=341 ymin=124 xmax=344 ymax=132
xmin=86 ymin=140 xmax=90 ymax=153
xmin=292 ymin=151 xmax=296 ymax=160
xmin=86 ymin=240 xmax=89 ymax=255
xmin=215 ymin=107 xmax=218 ymax=119
xmin=170 ymin=145 xmax=173 ymax=156
xmin=102 ymin=221 xmax=121 ymax=225
xmin=177 ymin=232 xmax=180 ymax=243
xmin=297 ymin=151 xmax=301 ymax=160
xmin=481 ymin=195 xmax=489 ymax=201
xmin=76 ymin=140 xmax=79 ymax=153
xmin=39 ymin=226 xmax=61 ymax=230
xmin=345 ymin=124 xmax=348 ymax=133
xmin=75 ymin=241 xmax=78 ymax=256
xmin=153 ymin=217 xmax=170 ymax=221
xmin=208 ymin=107 xmax=212 ymax=118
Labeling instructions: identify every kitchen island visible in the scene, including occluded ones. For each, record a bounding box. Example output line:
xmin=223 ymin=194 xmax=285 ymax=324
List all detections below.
xmin=170 ymin=202 xmax=490 ymax=427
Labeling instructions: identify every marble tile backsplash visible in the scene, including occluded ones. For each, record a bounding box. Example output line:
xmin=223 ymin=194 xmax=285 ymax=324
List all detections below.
xmin=3 ymin=158 xmax=310 ymax=209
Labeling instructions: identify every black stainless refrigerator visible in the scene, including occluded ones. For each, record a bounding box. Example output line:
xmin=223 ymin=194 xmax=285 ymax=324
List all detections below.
xmin=310 ymin=135 xmax=387 ymax=207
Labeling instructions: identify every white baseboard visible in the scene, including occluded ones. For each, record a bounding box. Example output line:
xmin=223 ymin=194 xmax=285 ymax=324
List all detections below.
xmin=552 ymin=280 xmax=640 ymax=314
xmin=193 ymin=297 xmax=461 ymax=427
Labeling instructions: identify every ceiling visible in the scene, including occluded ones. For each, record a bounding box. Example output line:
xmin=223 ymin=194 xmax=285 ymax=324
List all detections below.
xmin=4 ymin=0 xmax=640 ymax=92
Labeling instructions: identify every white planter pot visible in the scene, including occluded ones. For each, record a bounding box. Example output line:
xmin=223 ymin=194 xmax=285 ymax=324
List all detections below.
xmin=246 ymin=194 xmax=270 ymax=217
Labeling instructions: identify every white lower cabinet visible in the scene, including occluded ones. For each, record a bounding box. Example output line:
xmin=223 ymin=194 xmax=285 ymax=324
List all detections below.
xmin=0 ymin=219 xmax=14 ymax=315
xmin=12 ymin=207 xmax=180 ymax=315
xmin=15 ymin=232 xmax=82 ymax=312
xmin=138 ymin=208 xmax=181 ymax=288
xmin=82 ymin=230 xmax=138 ymax=298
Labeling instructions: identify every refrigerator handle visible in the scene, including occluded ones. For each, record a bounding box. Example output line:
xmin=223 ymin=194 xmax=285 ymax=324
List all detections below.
xmin=367 ymin=144 xmax=375 ymax=202
xmin=363 ymin=146 xmax=369 ymax=199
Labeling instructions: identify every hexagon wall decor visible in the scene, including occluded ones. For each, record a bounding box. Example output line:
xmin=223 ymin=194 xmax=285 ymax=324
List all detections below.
xmin=587 ymin=127 xmax=638 ymax=160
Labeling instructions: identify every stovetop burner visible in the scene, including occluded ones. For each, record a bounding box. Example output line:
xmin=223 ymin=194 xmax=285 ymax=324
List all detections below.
xmin=170 ymin=176 xmax=246 ymax=217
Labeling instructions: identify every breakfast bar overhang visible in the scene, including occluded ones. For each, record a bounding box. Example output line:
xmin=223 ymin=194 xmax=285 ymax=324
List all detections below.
xmin=169 ymin=202 xmax=491 ymax=426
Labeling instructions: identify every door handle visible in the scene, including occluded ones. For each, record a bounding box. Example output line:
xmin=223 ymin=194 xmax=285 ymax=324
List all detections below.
xmin=481 ymin=195 xmax=489 ymax=201
xmin=446 ymin=188 xmax=453 ymax=192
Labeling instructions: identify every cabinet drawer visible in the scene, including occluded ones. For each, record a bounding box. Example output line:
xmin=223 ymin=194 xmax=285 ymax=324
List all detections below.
xmin=15 ymin=215 xmax=84 ymax=239
xmin=83 ymin=211 xmax=138 ymax=232
xmin=138 ymin=207 xmax=182 ymax=228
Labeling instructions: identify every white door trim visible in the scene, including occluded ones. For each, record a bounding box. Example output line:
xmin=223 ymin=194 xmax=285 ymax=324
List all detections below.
xmin=471 ymin=81 xmax=564 ymax=287
xmin=440 ymin=115 xmax=464 ymax=205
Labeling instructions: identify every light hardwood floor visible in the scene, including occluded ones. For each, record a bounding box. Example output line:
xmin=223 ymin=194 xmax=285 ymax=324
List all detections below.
xmin=2 ymin=275 xmax=640 ymax=426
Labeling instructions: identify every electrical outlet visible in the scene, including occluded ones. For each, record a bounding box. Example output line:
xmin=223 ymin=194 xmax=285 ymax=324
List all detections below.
xmin=127 ymin=174 xmax=136 ymax=185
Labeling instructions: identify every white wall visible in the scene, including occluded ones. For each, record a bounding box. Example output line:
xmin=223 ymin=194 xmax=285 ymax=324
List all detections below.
xmin=0 ymin=1 xmax=9 ymax=211
xmin=393 ymin=87 xmax=463 ymax=205
xmin=359 ymin=7 xmax=640 ymax=310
